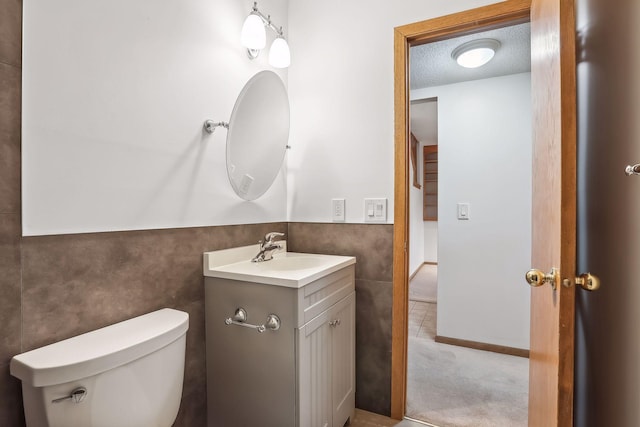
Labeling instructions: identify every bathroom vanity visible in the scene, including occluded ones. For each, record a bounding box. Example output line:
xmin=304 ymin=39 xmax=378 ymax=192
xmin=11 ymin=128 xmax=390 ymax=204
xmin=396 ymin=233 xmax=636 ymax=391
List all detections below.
xmin=203 ymin=244 xmax=356 ymax=427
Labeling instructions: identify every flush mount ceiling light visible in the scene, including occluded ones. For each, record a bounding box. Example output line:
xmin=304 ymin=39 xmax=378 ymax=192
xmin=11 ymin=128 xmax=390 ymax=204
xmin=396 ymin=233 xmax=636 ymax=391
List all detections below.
xmin=451 ymin=39 xmax=501 ymax=68
xmin=241 ymin=2 xmax=291 ymax=69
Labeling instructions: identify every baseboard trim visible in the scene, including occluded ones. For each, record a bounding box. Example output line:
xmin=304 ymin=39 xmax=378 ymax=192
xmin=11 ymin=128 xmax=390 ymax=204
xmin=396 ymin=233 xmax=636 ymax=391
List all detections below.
xmin=434 ymin=335 xmax=529 ymax=358
xmin=403 ymin=416 xmax=441 ymax=427
xmin=409 ymin=262 xmax=438 ymax=280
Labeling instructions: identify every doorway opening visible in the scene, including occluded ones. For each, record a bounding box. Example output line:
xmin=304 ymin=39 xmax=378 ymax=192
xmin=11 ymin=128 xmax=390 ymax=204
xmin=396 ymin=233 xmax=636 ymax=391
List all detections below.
xmin=405 ymin=21 xmax=532 ymax=424
xmin=391 ymin=0 xmax=533 ymax=422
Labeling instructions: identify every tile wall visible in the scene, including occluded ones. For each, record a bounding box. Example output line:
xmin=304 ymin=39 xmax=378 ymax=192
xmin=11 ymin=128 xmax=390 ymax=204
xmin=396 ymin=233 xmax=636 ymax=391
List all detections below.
xmin=288 ymin=222 xmax=394 ymax=416
xmin=19 ymin=223 xmax=288 ymax=426
xmin=0 ymin=1 xmax=396 ymax=423
xmin=2 ymin=220 xmax=394 ymax=426
xmin=0 ymin=0 xmax=24 ymax=425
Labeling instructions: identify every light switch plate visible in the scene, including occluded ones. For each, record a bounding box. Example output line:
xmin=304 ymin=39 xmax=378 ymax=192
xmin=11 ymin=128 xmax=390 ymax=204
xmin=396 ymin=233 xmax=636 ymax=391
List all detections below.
xmin=364 ymin=198 xmax=387 ymax=223
xmin=332 ymin=199 xmax=345 ymax=222
xmin=457 ymin=202 xmax=470 ymax=220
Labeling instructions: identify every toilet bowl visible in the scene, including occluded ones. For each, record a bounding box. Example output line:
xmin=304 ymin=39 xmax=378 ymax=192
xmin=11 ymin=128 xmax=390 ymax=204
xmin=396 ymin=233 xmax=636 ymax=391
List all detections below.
xmin=10 ymin=308 xmax=189 ymax=427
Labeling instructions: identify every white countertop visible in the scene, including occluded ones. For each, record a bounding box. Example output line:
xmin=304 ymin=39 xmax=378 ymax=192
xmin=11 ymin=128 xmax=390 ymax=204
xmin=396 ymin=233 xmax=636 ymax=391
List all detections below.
xmin=203 ymin=243 xmax=356 ymax=288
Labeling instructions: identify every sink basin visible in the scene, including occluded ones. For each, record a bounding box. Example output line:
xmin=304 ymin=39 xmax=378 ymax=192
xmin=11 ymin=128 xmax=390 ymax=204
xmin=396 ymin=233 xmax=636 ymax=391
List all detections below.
xmin=203 ymin=244 xmax=355 ymax=288
xmin=253 ymin=255 xmax=328 ymax=271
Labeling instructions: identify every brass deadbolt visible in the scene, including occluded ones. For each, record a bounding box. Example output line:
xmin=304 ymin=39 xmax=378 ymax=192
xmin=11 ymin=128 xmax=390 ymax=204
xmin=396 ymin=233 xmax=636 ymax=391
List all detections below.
xmin=562 ymin=273 xmax=601 ymax=291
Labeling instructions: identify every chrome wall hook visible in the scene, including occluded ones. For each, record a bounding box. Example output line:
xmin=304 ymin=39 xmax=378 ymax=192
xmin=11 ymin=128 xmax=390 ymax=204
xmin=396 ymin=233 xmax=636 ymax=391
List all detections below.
xmin=203 ymin=120 xmax=229 ymax=134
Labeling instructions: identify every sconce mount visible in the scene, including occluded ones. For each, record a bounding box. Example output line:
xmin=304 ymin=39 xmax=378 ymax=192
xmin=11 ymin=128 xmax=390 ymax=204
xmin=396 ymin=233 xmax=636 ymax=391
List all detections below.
xmin=203 ymin=120 xmax=229 ymax=134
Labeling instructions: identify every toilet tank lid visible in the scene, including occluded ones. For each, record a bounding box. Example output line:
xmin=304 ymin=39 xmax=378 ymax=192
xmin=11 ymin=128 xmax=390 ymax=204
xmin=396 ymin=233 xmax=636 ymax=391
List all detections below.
xmin=10 ymin=308 xmax=189 ymax=387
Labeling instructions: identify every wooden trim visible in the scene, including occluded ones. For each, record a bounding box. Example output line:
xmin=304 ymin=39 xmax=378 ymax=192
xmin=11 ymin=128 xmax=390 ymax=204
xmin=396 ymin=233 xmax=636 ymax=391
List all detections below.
xmin=391 ymin=0 xmax=531 ymax=420
xmin=528 ymin=0 xmax=577 ymax=425
xmin=395 ymin=0 xmax=531 ymax=44
xmin=391 ymin=24 xmax=410 ymax=421
xmin=557 ymin=0 xmax=577 ymax=422
xmin=435 ymin=335 xmax=530 ymax=358
xmin=410 ymin=133 xmax=421 ymax=189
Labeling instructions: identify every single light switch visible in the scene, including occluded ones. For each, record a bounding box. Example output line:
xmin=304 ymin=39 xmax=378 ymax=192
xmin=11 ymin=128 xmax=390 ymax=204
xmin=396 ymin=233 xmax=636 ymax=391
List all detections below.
xmin=332 ymin=199 xmax=345 ymax=222
xmin=457 ymin=203 xmax=470 ymax=220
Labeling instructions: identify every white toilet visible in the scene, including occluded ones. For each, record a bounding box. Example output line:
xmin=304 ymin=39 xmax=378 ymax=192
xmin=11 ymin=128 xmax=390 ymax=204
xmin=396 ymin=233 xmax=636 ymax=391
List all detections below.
xmin=10 ymin=308 xmax=189 ymax=427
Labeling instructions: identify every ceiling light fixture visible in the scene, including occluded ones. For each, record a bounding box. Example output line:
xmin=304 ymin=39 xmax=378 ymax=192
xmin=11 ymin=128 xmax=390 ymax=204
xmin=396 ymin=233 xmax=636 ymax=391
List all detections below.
xmin=451 ymin=39 xmax=501 ymax=69
xmin=240 ymin=2 xmax=290 ymax=69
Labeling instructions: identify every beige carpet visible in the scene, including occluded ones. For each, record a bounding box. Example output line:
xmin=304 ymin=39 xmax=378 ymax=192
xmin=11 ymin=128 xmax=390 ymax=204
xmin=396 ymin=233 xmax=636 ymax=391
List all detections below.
xmin=406 ymin=302 xmax=529 ymax=427
xmin=409 ymin=264 xmax=438 ymax=303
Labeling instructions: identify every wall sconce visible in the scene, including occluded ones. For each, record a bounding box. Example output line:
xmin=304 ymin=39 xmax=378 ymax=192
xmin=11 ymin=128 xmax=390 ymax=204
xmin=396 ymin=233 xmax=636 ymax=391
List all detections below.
xmin=240 ymin=2 xmax=291 ymax=69
xmin=451 ymin=39 xmax=501 ymax=68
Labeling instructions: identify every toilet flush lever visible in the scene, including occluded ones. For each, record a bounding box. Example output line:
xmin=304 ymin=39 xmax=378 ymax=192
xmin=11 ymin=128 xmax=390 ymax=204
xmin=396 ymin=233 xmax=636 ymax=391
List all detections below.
xmin=52 ymin=387 xmax=88 ymax=404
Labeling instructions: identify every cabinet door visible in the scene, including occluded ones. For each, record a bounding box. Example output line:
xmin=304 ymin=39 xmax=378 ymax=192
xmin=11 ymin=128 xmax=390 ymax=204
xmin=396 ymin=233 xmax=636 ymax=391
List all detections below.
xmin=298 ymin=308 xmax=332 ymax=427
xmin=331 ymin=292 xmax=356 ymax=427
xmin=298 ymin=292 xmax=356 ymax=427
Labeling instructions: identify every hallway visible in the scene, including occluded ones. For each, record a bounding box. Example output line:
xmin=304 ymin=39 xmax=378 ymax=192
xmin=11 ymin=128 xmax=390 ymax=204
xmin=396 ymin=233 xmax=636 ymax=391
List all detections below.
xmin=406 ymin=268 xmax=529 ymax=426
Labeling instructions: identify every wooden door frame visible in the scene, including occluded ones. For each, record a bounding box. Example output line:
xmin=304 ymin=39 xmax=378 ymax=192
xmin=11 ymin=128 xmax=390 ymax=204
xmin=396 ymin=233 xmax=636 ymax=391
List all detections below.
xmin=391 ymin=0 xmax=532 ymax=419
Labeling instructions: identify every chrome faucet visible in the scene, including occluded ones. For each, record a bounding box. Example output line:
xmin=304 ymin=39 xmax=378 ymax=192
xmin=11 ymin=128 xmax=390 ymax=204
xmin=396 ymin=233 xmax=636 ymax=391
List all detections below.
xmin=251 ymin=232 xmax=285 ymax=262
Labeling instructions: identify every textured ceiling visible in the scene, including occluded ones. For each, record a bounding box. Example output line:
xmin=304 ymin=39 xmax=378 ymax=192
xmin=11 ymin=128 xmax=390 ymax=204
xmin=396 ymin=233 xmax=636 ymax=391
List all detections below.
xmin=410 ymin=22 xmax=531 ymax=90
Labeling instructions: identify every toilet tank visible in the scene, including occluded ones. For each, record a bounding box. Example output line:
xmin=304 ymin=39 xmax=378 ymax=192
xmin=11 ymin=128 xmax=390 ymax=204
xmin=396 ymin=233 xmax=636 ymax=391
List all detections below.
xmin=10 ymin=308 xmax=189 ymax=427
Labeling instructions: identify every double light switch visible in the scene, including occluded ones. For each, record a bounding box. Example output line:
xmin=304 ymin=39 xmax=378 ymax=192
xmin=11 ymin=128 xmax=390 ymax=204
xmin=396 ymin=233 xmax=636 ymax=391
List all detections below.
xmin=365 ymin=198 xmax=387 ymax=223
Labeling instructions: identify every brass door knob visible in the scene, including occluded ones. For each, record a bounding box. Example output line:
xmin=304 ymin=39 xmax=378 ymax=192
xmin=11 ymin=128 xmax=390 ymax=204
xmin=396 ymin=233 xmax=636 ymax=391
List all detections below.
xmin=575 ymin=273 xmax=600 ymax=291
xmin=525 ymin=268 xmax=558 ymax=290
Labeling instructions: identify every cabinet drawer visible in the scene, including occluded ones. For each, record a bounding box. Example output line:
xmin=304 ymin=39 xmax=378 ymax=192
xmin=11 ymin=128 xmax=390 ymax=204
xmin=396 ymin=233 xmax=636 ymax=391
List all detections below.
xmin=296 ymin=265 xmax=355 ymax=327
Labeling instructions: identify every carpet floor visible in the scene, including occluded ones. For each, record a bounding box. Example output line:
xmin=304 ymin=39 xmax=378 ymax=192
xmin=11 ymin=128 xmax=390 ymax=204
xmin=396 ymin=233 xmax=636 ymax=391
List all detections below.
xmin=409 ymin=264 xmax=438 ymax=303
xmin=406 ymin=301 xmax=529 ymax=427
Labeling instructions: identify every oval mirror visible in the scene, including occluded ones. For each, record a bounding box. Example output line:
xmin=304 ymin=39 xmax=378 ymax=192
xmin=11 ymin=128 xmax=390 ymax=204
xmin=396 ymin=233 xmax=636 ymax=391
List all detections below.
xmin=226 ymin=70 xmax=290 ymax=200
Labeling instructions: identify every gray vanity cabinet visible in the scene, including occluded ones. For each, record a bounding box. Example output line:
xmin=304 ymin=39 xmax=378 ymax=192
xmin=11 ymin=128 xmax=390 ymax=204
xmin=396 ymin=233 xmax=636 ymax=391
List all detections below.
xmin=205 ymin=263 xmax=355 ymax=427
xmin=297 ymin=291 xmax=355 ymax=427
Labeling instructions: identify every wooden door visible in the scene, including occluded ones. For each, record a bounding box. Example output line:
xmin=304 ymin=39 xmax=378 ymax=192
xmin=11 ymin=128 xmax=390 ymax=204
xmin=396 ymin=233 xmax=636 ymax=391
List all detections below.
xmin=528 ymin=0 xmax=577 ymax=425
xmin=392 ymin=0 xmax=579 ymax=424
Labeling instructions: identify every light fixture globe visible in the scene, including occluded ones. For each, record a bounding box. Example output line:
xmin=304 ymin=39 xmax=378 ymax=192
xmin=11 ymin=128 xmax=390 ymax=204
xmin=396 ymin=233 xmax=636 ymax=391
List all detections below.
xmin=241 ymin=13 xmax=266 ymax=50
xmin=451 ymin=39 xmax=501 ymax=68
xmin=269 ymin=37 xmax=290 ymax=68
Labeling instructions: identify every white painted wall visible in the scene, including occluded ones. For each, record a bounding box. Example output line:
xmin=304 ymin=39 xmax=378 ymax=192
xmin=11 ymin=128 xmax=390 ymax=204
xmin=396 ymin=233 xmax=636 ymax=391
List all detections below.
xmin=423 ymin=221 xmax=438 ymax=263
xmin=22 ymin=0 xmax=289 ymax=235
xmin=286 ymin=0 xmax=503 ymax=223
xmin=412 ymin=73 xmax=532 ymax=349
xmin=22 ymin=0 xmax=508 ymax=235
xmin=409 ymin=151 xmax=424 ymax=276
